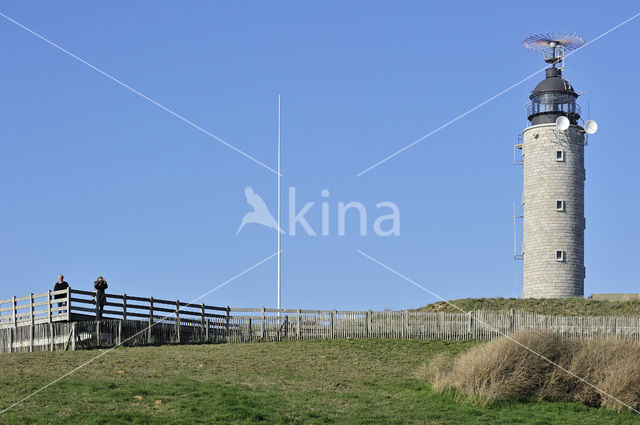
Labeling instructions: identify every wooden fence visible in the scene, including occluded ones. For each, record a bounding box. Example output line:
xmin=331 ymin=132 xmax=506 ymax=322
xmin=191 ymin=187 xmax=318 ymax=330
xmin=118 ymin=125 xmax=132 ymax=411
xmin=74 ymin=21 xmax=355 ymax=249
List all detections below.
xmin=0 ymin=289 xmax=70 ymax=328
xmin=2 ymin=288 xmax=640 ymax=353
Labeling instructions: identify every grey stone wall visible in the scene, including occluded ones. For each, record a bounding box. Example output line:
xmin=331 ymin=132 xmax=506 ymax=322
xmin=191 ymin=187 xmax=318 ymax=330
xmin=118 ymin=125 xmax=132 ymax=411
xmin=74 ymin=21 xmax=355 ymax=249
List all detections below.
xmin=522 ymin=123 xmax=585 ymax=298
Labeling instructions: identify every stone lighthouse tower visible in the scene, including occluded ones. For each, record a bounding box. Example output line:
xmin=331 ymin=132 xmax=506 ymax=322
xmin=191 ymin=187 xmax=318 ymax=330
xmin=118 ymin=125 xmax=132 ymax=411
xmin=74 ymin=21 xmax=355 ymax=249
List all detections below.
xmin=519 ymin=34 xmax=595 ymax=298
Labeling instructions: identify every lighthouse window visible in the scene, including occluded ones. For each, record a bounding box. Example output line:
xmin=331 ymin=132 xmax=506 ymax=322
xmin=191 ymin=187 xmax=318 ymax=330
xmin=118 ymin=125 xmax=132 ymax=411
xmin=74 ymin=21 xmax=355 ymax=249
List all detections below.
xmin=556 ymin=200 xmax=566 ymax=211
xmin=556 ymin=251 xmax=565 ymax=262
xmin=529 ymin=93 xmax=579 ymax=116
xmin=556 ymin=150 xmax=565 ymax=161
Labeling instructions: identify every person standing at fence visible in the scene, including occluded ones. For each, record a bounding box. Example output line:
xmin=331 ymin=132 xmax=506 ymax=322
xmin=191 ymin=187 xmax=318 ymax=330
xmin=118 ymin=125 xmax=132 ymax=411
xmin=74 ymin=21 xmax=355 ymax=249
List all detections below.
xmin=93 ymin=276 xmax=108 ymax=319
xmin=53 ymin=274 xmax=69 ymax=314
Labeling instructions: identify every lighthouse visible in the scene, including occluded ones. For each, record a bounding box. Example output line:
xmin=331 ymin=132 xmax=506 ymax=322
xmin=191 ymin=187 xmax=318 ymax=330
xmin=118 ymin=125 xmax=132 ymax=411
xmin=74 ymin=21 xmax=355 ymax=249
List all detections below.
xmin=519 ymin=34 xmax=597 ymax=298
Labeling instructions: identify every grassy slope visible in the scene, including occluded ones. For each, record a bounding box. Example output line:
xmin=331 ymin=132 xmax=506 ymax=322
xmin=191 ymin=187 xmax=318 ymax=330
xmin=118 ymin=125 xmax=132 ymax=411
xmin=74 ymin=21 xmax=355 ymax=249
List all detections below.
xmin=0 ymin=340 xmax=636 ymax=424
xmin=417 ymin=297 xmax=640 ymax=316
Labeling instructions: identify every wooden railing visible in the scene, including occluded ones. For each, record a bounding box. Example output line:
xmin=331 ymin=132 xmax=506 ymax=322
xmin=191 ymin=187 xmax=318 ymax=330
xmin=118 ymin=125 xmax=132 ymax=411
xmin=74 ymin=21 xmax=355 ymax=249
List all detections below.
xmin=0 ymin=289 xmax=70 ymax=328
xmin=4 ymin=288 xmax=640 ymax=354
xmin=66 ymin=289 xmax=232 ymax=343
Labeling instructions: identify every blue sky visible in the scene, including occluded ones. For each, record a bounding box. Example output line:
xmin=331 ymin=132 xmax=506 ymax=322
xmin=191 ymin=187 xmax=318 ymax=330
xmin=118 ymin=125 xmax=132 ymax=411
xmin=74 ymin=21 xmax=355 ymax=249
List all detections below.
xmin=0 ymin=2 xmax=638 ymax=310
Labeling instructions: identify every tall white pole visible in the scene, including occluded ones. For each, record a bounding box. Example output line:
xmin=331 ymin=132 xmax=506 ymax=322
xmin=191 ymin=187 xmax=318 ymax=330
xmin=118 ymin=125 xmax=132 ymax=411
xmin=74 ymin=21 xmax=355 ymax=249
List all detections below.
xmin=277 ymin=95 xmax=281 ymax=314
xmin=513 ymin=202 xmax=518 ymax=298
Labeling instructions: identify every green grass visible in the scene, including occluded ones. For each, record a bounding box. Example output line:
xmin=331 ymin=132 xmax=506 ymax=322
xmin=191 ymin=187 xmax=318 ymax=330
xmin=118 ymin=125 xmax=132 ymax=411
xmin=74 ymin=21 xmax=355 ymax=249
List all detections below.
xmin=417 ymin=297 xmax=640 ymax=317
xmin=0 ymin=339 xmax=637 ymax=424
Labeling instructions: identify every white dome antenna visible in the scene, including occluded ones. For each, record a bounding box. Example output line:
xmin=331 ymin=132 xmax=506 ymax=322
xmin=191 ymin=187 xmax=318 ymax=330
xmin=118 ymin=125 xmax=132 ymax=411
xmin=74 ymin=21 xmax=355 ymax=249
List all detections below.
xmin=555 ymin=116 xmax=570 ymax=131
xmin=584 ymin=120 xmax=598 ymax=135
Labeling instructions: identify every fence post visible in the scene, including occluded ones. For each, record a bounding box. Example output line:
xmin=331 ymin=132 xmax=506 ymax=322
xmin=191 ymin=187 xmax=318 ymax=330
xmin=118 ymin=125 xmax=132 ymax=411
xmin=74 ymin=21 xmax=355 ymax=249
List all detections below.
xmin=296 ymin=308 xmax=301 ymax=340
xmin=71 ymin=322 xmax=76 ymax=351
xmin=200 ymin=303 xmax=206 ymax=343
xmin=94 ymin=290 xmax=99 ymax=319
xmin=225 ymin=306 xmax=230 ymax=341
xmin=96 ymin=320 xmax=100 ymax=347
xmin=284 ymin=316 xmax=289 ymax=339
xmin=468 ymin=311 xmax=474 ymax=339
xmin=509 ymin=309 xmax=515 ymax=334
xmin=175 ymin=300 xmax=181 ymax=344
xmin=117 ymin=320 xmax=122 ymax=346
xmin=364 ymin=311 xmax=369 ymax=338
xmin=148 ymin=297 xmax=154 ymax=344
xmin=122 ymin=294 xmax=127 ymax=321
xmin=402 ymin=310 xmax=408 ymax=339
xmin=8 ymin=328 xmax=13 ymax=353
xmin=47 ymin=290 xmax=52 ymax=323
xmin=50 ymin=322 xmax=54 ymax=351
xmin=29 ymin=293 xmax=34 ymax=352
xmin=205 ymin=318 xmax=210 ymax=342
xmin=30 ymin=293 xmax=34 ymax=326
xmin=12 ymin=296 xmax=17 ymax=327
xmin=261 ymin=307 xmax=265 ymax=339
xmin=331 ymin=309 xmax=336 ymax=339
xmin=66 ymin=288 xmax=71 ymax=321
xmin=367 ymin=309 xmax=372 ymax=338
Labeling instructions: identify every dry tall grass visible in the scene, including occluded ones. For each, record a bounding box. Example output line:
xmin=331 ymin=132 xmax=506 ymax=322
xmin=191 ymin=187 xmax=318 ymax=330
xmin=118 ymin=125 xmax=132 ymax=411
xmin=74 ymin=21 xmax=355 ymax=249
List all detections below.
xmin=417 ymin=331 xmax=640 ymax=412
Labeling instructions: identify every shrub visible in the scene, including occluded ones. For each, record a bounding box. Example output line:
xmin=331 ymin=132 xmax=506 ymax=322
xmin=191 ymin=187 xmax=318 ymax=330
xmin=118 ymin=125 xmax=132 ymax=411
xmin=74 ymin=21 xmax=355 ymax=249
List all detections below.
xmin=418 ymin=332 xmax=640 ymax=413
xmin=561 ymin=339 xmax=640 ymax=412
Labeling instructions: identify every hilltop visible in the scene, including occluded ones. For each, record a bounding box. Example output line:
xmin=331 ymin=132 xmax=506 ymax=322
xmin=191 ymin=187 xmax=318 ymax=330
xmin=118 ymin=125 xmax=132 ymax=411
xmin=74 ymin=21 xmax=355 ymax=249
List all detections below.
xmin=0 ymin=339 xmax=636 ymax=424
xmin=416 ymin=297 xmax=640 ymax=317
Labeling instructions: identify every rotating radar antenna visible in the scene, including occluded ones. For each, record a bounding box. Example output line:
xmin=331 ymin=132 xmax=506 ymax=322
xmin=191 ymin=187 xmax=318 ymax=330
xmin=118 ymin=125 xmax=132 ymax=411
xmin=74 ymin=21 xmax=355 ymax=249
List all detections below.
xmin=522 ymin=33 xmax=584 ymax=70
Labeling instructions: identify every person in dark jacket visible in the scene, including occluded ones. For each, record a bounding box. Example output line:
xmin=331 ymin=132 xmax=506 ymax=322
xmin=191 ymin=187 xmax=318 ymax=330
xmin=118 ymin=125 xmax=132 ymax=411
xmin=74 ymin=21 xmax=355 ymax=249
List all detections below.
xmin=93 ymin=276 xmax=108 ymax=319
xmin=53 ymin=275 xmax=70 ymax=314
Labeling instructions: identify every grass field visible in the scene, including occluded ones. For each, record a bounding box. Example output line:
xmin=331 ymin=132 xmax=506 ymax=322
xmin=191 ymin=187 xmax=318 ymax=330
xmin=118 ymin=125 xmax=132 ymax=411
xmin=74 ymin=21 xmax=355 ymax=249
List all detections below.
xmin=418 ymin=297 xmax=640 ymax=317
xmin=0 ymin=339 xmax=637 ymax=424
